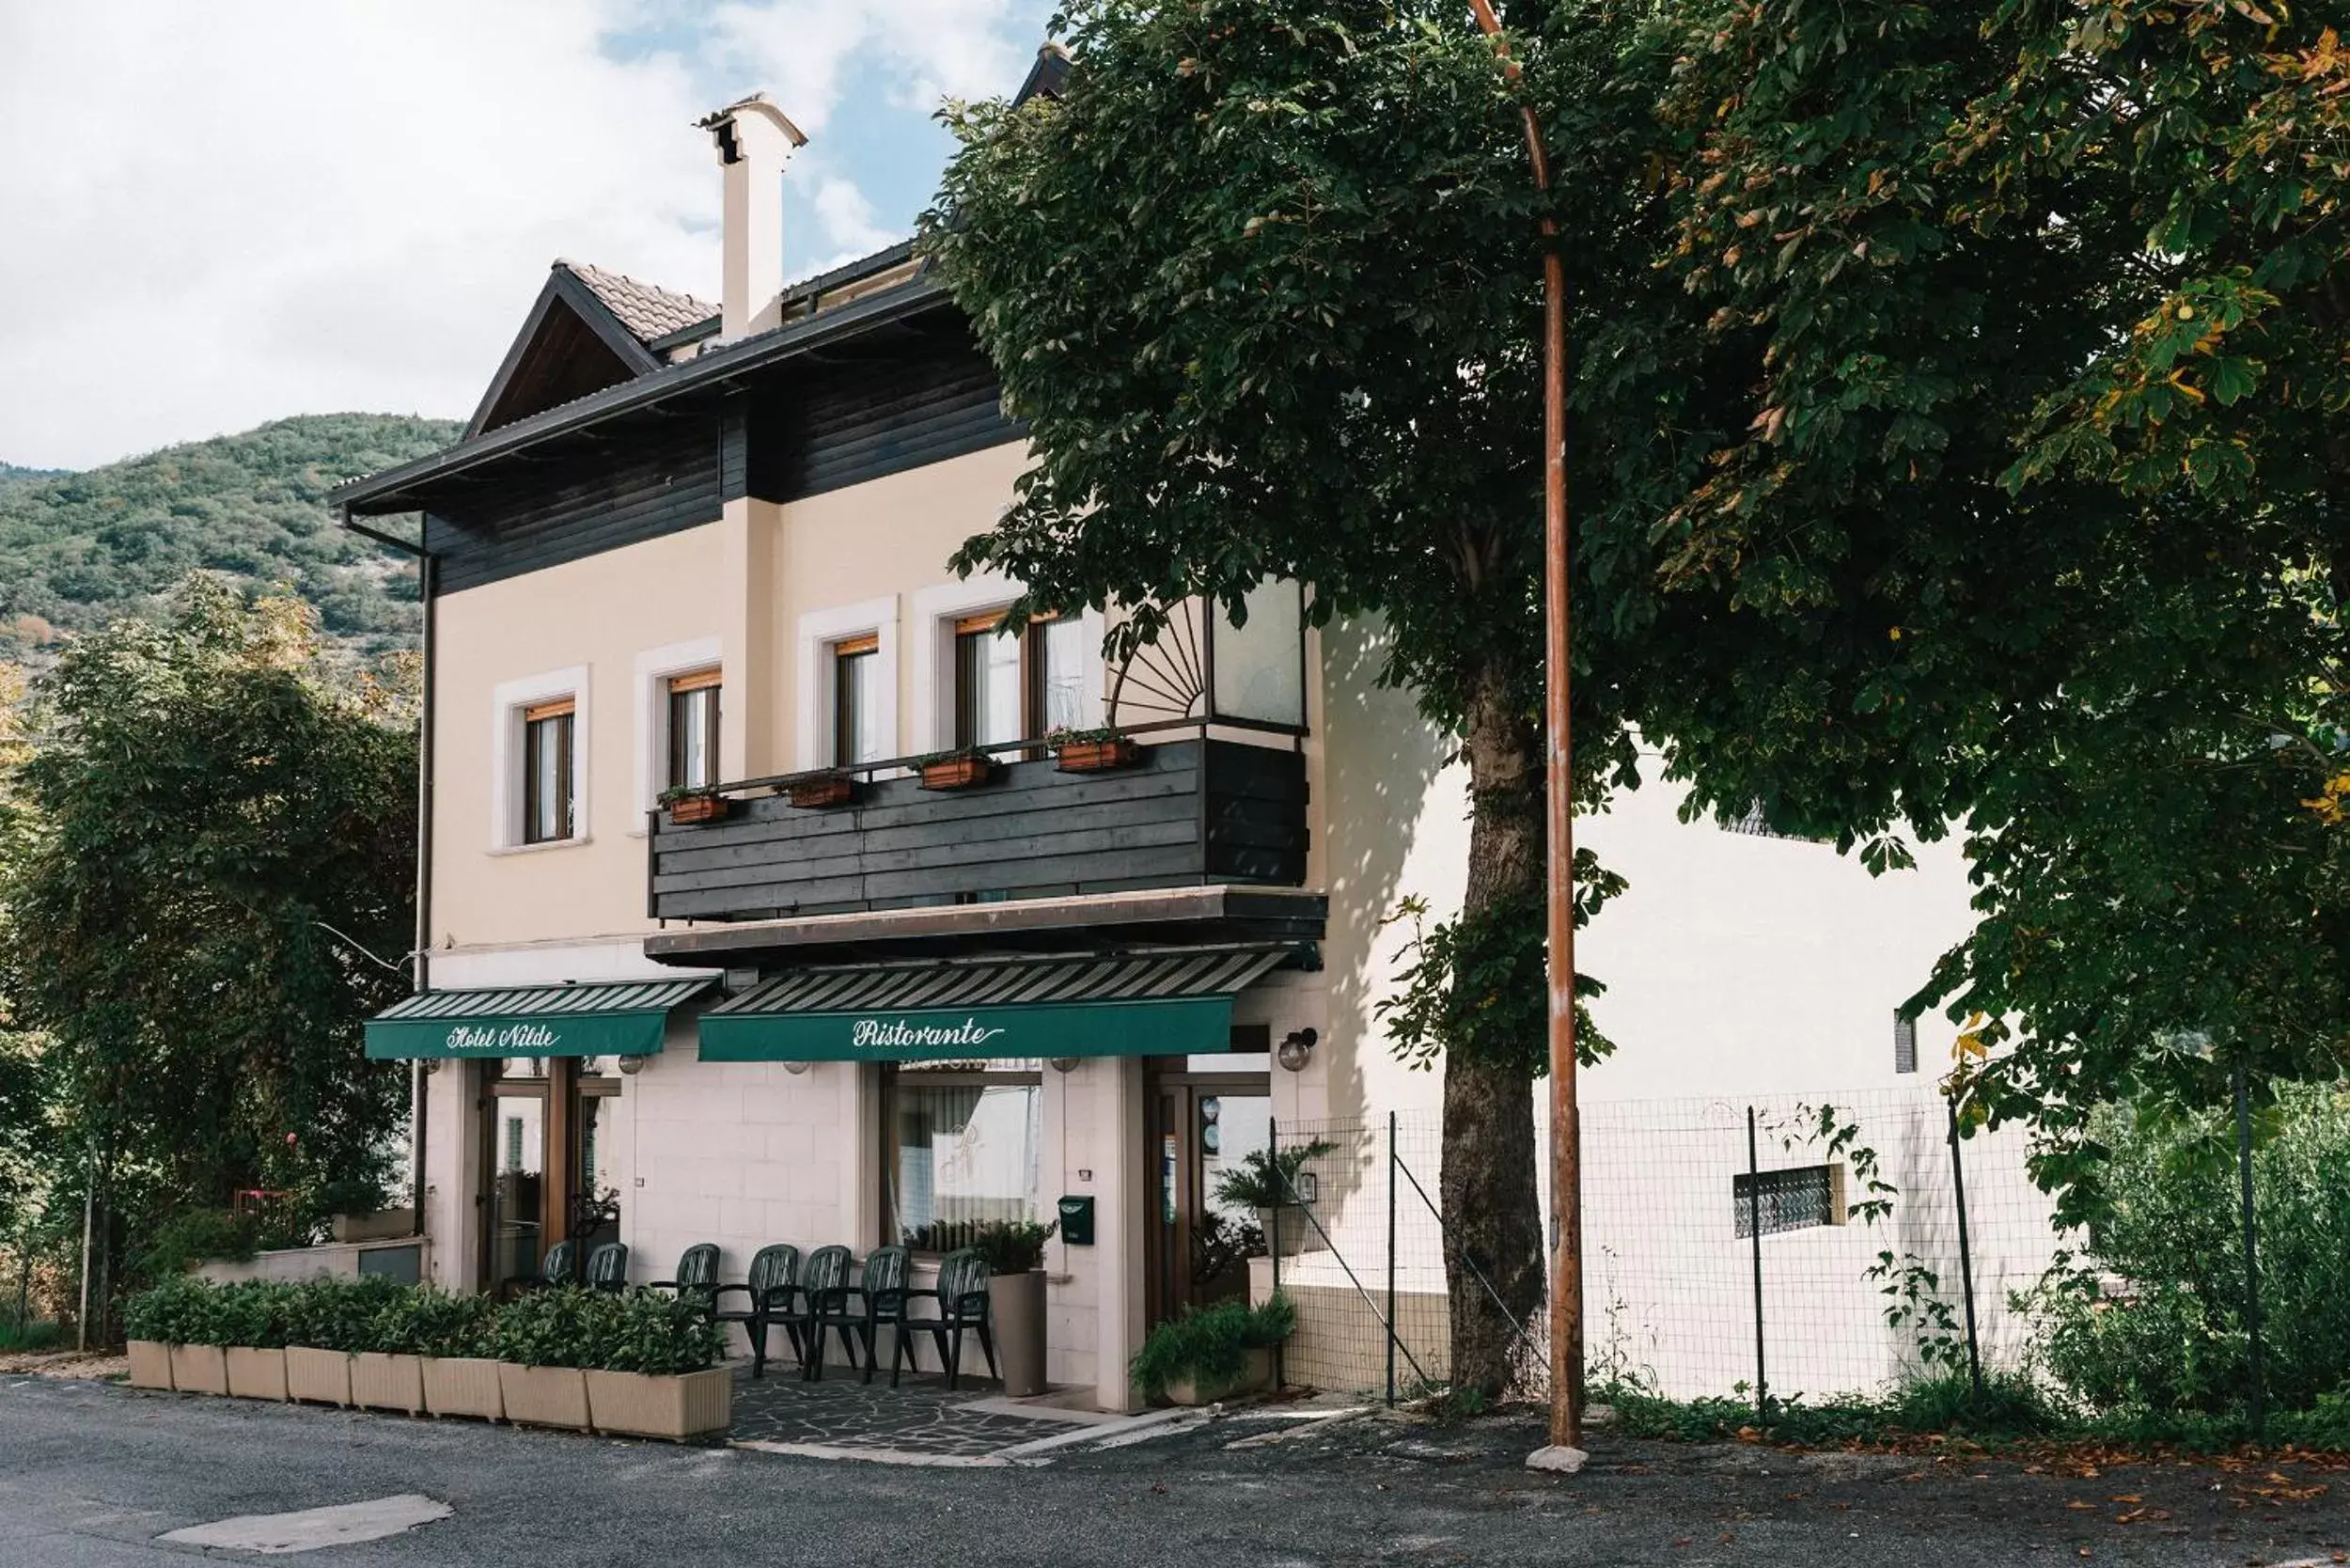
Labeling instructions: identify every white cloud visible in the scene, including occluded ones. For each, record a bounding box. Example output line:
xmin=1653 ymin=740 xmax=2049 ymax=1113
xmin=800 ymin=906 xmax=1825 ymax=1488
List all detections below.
xmin=0 ymin=1 xmax=1039 ymax=469
xmin=809 ymin=178 xmax=900 ymax=268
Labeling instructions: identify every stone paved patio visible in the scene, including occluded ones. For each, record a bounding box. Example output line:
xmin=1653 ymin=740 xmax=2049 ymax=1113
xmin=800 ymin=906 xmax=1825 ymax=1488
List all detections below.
xmin=726 ymin=1361 xmax=1093 ymax=1459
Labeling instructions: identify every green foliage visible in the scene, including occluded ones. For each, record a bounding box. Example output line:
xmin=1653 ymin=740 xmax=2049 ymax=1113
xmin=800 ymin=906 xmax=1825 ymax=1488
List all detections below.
xmin=0 ymin=577 xmax=417 ymax=1316
xmin=1129 ymin=1293 xmax=1295 ymax=1402
xmin=1601 ymin=1371 xmax=2066 ymax=1448
xmin=117 ymin=1277 xmax=724 ymax=1373
xmin=136 ymin=1211 xmax=260 ymax=1278
xmin=0 ymin=415 xmax=450 ymax=662
xmin=1378 ymin=882 xmax=1619 ymax=1077
xmin=966 ymin=1219 xmax=1057 ymax=1276
xmin=0 ymin=1319 xmax=62 ymax=1353
xmin=1209 ymin=1139 xmax=1336 ymax=1212
xmin=2028 ymin=1087 xmax=2350 ymax=1419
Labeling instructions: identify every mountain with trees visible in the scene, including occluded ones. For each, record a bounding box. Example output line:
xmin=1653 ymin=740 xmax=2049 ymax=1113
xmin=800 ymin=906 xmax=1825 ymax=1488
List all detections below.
xmin=0 ymin=462 xmax=70 ymax=484
xmin=0 ymin=414 xmax=454 ymax=662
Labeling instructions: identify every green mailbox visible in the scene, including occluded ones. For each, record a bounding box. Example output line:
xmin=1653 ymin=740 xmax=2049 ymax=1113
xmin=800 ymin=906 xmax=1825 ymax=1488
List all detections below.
xmin=1057 ymin=1195 xmax=1096 ymax=1247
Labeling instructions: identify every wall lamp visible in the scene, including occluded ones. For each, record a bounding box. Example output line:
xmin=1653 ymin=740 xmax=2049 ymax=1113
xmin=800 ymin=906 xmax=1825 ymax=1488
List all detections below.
xmin=783 ymin=1060 xmax=811 ymax=1076
xmin=1277 ymin=1027 xmax=1318 ymax=1073
xmin=617 ymin=1055 xmax=648 ymax=1076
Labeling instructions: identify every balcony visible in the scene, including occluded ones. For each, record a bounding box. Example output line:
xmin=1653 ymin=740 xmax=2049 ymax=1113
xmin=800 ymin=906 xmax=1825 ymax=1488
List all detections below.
xmin=648 ymin=731 xmax=1309 ymax=924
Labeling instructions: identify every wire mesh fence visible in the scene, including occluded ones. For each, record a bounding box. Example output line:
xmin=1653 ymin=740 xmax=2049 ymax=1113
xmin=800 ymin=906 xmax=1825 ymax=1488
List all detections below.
xmin=1266 ymin=1085 xmax=2069 ymax=1407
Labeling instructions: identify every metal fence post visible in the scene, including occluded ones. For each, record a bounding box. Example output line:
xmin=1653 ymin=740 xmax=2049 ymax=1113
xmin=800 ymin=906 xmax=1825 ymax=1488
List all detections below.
xmin=1747 ymin=1105 xmax=1767 ymax=1428
xmin=1946 ymin=1096 xmax=1984 ymax=1403
xmin=1269 ymin=1115 xmax=1283 ymax=1392
xmin=1386 ymin=1110 xmax=1398 ymax=1407
xmin=2235 ymin=1059 xmax=2266 ymax=1440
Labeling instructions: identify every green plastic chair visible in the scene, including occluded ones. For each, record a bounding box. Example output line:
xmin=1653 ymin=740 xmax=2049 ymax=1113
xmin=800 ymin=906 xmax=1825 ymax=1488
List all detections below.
xmin=903 ymin=1248 xmax=997 ymax=1389
xmin=650 ymin=1243 xmax=721 ymax=1306
xmin=711 ymin=1244 xmax=801 ymax=1378
xmin=783 ymin=1245 xmax=858 ymax=1381
xmin=511 ymin=1238 xmax=577 ymax=1294
xmin=585 ymin=1242 xmax=630 ymax=1292
xmin=839 ymin=1245 xmax=916 ymax=1387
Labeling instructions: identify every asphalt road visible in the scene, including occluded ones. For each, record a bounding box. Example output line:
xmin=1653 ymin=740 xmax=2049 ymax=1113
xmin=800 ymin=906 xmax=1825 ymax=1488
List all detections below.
xmin=7 ymin=1373 xmax=2350 ymax=1565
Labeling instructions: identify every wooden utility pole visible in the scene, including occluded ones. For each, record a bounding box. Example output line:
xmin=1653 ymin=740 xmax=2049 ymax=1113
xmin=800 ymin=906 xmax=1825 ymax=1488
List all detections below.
xmin=1464 ymin=1 xmax=1582 ymax=1461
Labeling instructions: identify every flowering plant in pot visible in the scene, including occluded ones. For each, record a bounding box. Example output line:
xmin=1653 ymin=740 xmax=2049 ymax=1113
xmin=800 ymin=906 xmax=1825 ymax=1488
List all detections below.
xmin=915 ymin=749 xmax=995 ymax=791
xmin=970 ymin=1219 xmax=1058 ymax=1396
xmin=784 ymin=769 xmax=855 ymax=808
xmin=1130 ymin=1293 xmax=1295 ymax=1406
xmin=659 ymin=785 xmax=730 ymax=825
xmin=1047 ymin=726 xmax=1142 ymax=774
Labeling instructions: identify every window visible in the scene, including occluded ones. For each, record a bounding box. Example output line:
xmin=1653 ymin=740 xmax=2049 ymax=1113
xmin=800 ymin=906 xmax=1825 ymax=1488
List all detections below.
xmin=522 ymin=698 xmax=575 ymax=844
xmin=1892 ymin=1012 xmax=1919 ymax=1075
xmin=504 ymin=1115 xmax=525 ymax=1174
xmin=1732 ymin=1164 xmax=1846 ymax=1237
xmin=951 ymin=612 xmax=1089 ymax=749
xmin=832 ymin=634 xmax=885 ymax=765
xmin=665 ymin=669 xmax=721 ymax=792
xmin=882 ymin=1061 xmax=1043 ymax=1253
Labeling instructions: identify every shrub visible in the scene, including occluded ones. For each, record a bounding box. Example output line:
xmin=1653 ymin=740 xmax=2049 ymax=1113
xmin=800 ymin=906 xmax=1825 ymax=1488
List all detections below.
xmin=123 ymin=1276 xmax=220 ymax=1344
xmin=212 ymin=1282 xmax=301 ymax=1349
xmin=1130 ymin=1293 xmax=1295 ymax=1402
xmin=2029 ymin=1085 xmax=2350 ymax=1419
xmin=591 ymin=1290 xmax=726 ymax=1375
xmin=283 ymin=1275 xmax=406 ymax=1353
xmin=373 ymin=1287 xmax=497 ymax=1358
xmin=967 ymin=1220 xmax=1057 ymax=1276
xmin=138 ymin=1211 xmax=258 ymax=1278
xmin=0 ymin=1319 xmax=63 ymax=1353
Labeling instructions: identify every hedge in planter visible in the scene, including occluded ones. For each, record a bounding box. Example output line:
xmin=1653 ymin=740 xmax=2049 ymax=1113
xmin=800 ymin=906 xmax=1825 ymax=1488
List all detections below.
xmin=1131 ymin=1294 xmax=1296 ymax=1405
xmin=577 ymin=1290 xmax=731 ymax=1440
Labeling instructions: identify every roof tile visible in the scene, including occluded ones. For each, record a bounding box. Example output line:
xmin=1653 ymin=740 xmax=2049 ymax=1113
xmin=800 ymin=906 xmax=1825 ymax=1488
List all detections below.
xmin=560 ymin=262 xmax=717 ymax=345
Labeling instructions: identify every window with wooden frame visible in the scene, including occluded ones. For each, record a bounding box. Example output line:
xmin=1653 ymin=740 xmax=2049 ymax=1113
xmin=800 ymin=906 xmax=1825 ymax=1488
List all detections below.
xmin=950 ymin=612 xmax=1087 ymax=750
xmin=522 ymin=698 xmax=576 ymax=844
xmin=665 ymin=669 xmax=721 ymax=792
xmin=880 ymin=1059 xmax=1044 ymax=1254
xmin=831 ymin=634 xmax=885 ymax=766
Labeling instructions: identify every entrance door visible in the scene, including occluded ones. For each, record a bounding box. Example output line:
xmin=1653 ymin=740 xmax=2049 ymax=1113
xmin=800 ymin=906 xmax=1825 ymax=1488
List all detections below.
xmin=478 ymin=1058 xmax=620 ymax=1294
xmin=1146 ymin=1062 xmax=1274 ymax=1324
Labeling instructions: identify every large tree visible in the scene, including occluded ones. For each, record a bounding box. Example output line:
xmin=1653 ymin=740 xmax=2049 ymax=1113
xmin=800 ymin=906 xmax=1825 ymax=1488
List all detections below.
xmin=0 ymin=576 xmax=418 ymax=1296
xmin=925 ymin=0 xmax=1712 ymax=1392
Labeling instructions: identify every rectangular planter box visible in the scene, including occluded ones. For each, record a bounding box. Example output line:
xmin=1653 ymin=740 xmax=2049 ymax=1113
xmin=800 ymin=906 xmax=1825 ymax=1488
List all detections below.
xmin=330 ymin=1209 xmax=416 ymax=1243
xmin=786 ymin=775 xmax=855 ymax=808
xmin=1164 ymin=1346 xmax=1275 ymax=1407
xmin=225 ymin=1346 xmax=288 ymax=1402
xmin=350 ymin=1352 xmax=425 ymax=1415
xmin=422 ymin=1356 xmax=505 ymax=1421
xmin=585 ymin=1367 xmax=733 ymax=1441
xmin=918 ymin=755 xmax=995 ymax=790
xmin=286 ymin=1345 xmax=351 ymax=1406
xmin=1056 ymin=737 xmax=1141 ymax=773
xmin=498 ymin=1363 xmax=590 ymax=1431
xmin=127 ymin=1341 xmax=173 ymax=1391
xmin=169 ymin=1343 xmax=228 ymax=1397
xmin=666 ymin=793 xmax=730 ymax=825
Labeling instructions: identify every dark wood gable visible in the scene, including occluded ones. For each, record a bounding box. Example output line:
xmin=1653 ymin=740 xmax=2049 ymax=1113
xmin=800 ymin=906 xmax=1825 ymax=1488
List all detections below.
xmin=469 ymin=269 xmax=661 ymax=435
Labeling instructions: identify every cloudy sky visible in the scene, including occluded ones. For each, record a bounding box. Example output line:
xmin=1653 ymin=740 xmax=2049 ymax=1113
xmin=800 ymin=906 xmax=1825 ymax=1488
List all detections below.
xmin=0 ymin=1 xmax=1057 ymax=471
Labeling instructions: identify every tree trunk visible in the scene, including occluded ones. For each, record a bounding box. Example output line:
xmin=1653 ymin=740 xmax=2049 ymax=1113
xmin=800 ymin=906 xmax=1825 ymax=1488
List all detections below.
xmin=1439 ymin=659 xmax=1546 ymax=1397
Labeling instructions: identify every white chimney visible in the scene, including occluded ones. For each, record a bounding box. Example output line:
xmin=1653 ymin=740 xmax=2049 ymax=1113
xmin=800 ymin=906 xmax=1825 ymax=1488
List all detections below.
xmin=698 ymin=94 xmax=807 ymax=340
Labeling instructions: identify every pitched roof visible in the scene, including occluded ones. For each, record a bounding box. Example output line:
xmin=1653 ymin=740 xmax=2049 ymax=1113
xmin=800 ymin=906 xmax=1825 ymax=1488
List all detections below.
xmin=557 ymin=261 xmax=717 ymax=346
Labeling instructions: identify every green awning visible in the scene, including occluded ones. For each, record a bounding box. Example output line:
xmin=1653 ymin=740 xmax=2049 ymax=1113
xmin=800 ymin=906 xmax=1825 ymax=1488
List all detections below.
xmin=699 ymin=946 xmax=1299 ymax=1063
xmin=364 ymin=979 xmax=715 ymax=1060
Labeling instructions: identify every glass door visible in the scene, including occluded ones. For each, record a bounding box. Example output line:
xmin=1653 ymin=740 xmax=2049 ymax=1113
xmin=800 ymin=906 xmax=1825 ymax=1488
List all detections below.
xmin=1147 ymin=1067 xmax=1273 ymax=1324
xmin=481 ymin=1059 xmax=549 ymax=1293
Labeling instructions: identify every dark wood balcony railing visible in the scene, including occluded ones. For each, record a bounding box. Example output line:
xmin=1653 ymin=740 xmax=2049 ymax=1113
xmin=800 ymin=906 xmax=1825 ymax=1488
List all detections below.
xmin=647 ymin=731 xmax=1308 ymax=924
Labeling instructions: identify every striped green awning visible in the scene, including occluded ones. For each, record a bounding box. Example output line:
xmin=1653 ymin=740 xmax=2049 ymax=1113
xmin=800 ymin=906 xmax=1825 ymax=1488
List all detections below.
xmin=699 ymin=946 xmax=1299 ymax=1063
xmin=364 ymin=979 xmax=715 ymax=1060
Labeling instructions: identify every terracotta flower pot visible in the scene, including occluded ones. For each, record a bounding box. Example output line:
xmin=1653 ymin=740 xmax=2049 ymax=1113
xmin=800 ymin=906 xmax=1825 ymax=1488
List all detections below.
xmin=1055 ymin=737 xmax=1141 ymax=774
xmin=422 ymin=1356 xmax=505 ymax=1420
xmin=225 ymin=1346 xmax=288 ymax=1402
xmin=1164 ymin=1346 xmax=1275 ymax=1407
xmin=286 ymin=1346 xmax=351 ymax=1406
xmin=497 ymin=1363 xmax=590 ymax=1431
xmin=584 ymin=1367 xmax=733 ymax=1440
xmin=169 ymin=1343 xmax=227 ymax=1397
xmin=989 ymin=1270 xmax=1048 ymax=1397
xmin=666 ymin=792 xmax=730 ymax=825
xmin=127 ymin=1341 xmax=174 ymax=1391
xmin=918 ymin=755 xmax=995 ymax=791
xmin=350 ymin=1351 xmax=425 ymax=1415
xmin=787 ymin=774 xmax=855 ymax=808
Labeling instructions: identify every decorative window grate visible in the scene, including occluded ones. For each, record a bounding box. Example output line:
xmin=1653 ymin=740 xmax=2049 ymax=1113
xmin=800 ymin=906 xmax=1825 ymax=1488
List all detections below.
xmin=1893 ymin=1011 xmax=1919 ymax=1074
xmin=1725 ymin=803 xmax=1830 ymax=843
xmin=1733 ymin=1163 xmax=1846 ymax=1237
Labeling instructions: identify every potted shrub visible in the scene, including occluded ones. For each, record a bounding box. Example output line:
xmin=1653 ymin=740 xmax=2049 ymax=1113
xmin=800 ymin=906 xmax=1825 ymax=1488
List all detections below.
xmin=1049 ymin=726 xmax=1142 ymax=774
xmin=282 ymin=1277 xmax=398 ymax=1406
xmin=217 ymin=1282 xmax=294 ymax=1401
xmin=493 ymin=1285 xmax=596 ymax=1431
xmin=916 ymin=749 xmax=995 ymax=791
xmin=660 ymin=785 xmax=730 ymax=826
xmin=785 ymin=770 xmax=855 ymax=808
xmin=123 ymin=1277 xmax=213 ymax=1391
xmin=131 ymin=1278 xmax=229 ymax=1396
xmin=1213 ymin=1140 xmax=1338 ymax=1258
xmin=349 ymin=1284 xmax=427 ymax=1416
xmin=580 ymin=1290 xmax=732 ymax=1440
xmin=971 ymin=1219 xmax=1058 ymax=1397
xmin=388 ymin=1289 xmax=503 ymax=1421
xmin=1131 ymin=1294 xmax=1296 ymax=1406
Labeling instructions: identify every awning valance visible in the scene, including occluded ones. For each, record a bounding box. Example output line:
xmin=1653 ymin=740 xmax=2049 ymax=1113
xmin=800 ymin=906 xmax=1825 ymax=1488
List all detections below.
xmin=364 ymin=979 xmax=715 ymax=1060
xmin=698 ymin=946 xmax=1300 ymax=1063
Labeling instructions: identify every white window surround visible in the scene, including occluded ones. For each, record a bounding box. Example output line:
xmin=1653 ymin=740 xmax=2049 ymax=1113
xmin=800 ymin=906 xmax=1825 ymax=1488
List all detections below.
xmin=490 ymin=665 xmax=589 ymax=853
xmin=906 ymin=576 xmax=1106 ymax=752
xmin=794 ymin=598 xmax=900 ymax=770
xmin=632 ymin=636 xmax=725 ymax=832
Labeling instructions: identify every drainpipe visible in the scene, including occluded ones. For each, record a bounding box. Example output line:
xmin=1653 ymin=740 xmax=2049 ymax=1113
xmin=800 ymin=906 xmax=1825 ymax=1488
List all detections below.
xmin=340 ymin=508 xmax=435 ymax=1237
